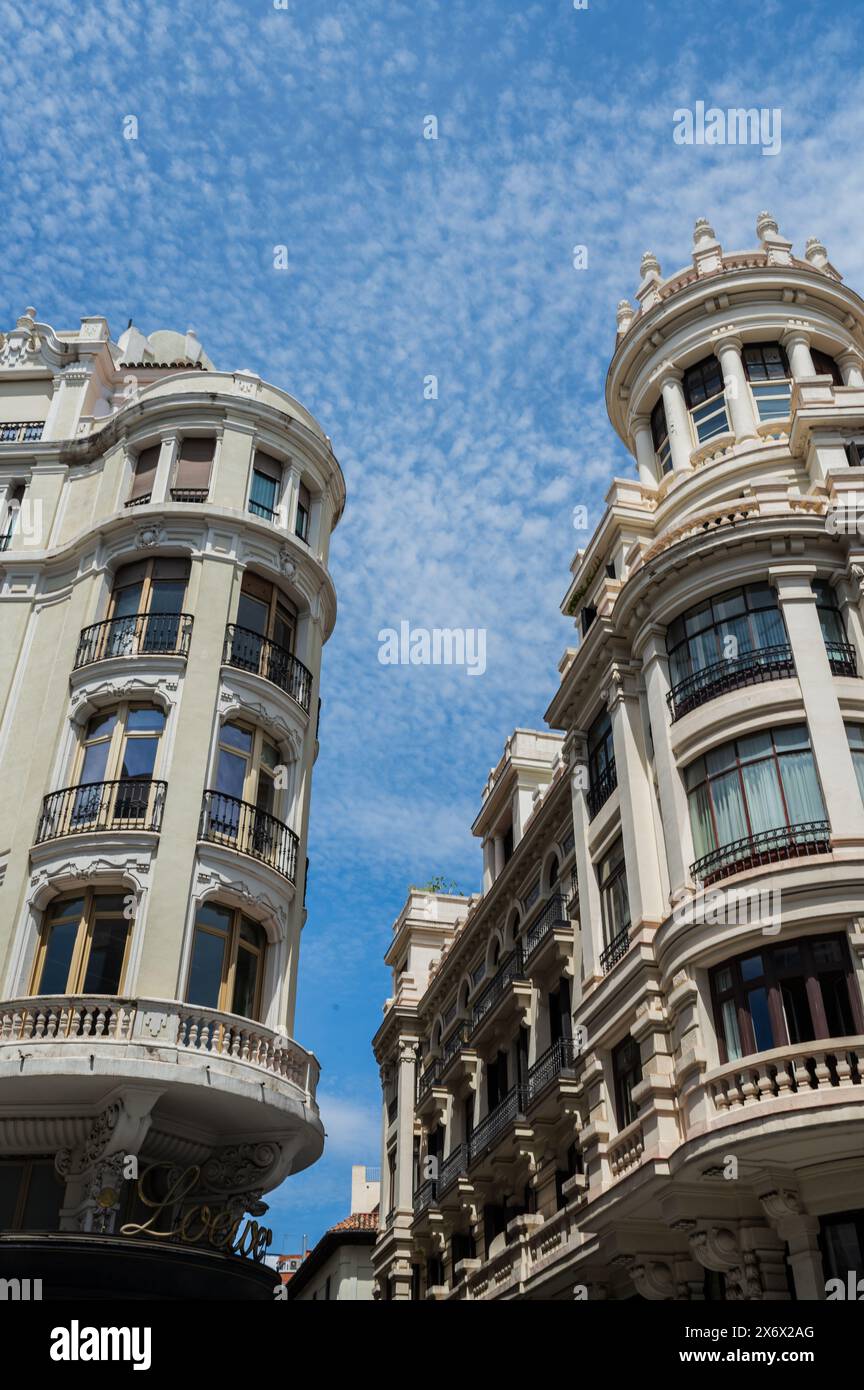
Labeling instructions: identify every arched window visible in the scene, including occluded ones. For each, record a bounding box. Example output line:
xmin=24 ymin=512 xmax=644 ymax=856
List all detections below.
xmin=31 ymin=891 xmax=132 ymax=996
xmin=186 ymin=902 xmax=267 ymax=1020
xmin=547 ymin=855 xmax=560 ymax=890
xmin=39 ymin=703 xmax=166 ymax=840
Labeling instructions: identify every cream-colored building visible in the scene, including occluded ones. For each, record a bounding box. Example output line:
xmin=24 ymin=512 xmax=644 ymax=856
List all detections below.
xmin=373 ymin=214 xmax=864 ymax=1301
xmin=285 ymin=1165 xmax=380 ymax=1300
xmin=0 ymin=311 xmax=344 ymax=1296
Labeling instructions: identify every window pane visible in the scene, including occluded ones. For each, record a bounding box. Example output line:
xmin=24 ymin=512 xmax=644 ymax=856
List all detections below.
xmin=778 ymin=751 xmax=825 ymax=823
xmin=85 ymin=712 xmax=117 ymax=742
xmin=710 ymin=770 xmax=749 ymax=844
xmin=112 ymin=584 xmax=143 ymax=619
xmin=120 ymin=737 xmax=159 ymax=780
xmin=187 ymin=929 xmax=227 ymax=1008
xmin=751 ymin=605 xmax=786 ymax=648
xmin=741 ymin=955 xmax=763 ymax=982
xmin=148 ymin=580 xmax=185 ymax=616
xmin=236 ymin=594 xmax=269 ymax=635
xmin=81 ymin=916 xmax=129 ymax=994
xmin=126 ymin=707 xmax=165 ymax=733
xmin=822 ymin=973 xmax=855 ymax=1037
xmin=196 ymin=903 xmax=232 ymax=932
xmin=79 ymin=740 xmax=111 ymax=785
xmin=721 ymin=999 xmax=743 ymax=1061
xmin=232 ymin=946 xmax=261 ymax=1020
xmin=688 ymin=783 xmax=715 ymax=859
xmin=748 ymin=986 xmax=774 ymax=1051
xmin=38 ymin=919 xmax=78 ymax=993
xmin=781 ymin=978 xmax=814 ymax=1044
xmin=250 ymin=470 xmax=279 ymax=512
xmin=740 ymin=757 xmax=785 ymax=832
xmin=736 ymin=732 xmax=772 ymax=763
xmin=23 ymin=1165 xmax=63 ymax=1230
xmin=706 ymin=743 xmax=737 ymax=776
xmin=221 ymin=723 xmax=253 ymax=755
xmin=0 ymin=1165 xmax=24 ymax=1227
xmin=216 ymin=749 xmax=247 ymax=800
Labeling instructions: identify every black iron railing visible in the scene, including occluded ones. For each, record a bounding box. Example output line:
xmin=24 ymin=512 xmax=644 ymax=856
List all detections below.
xmin=248 ymin=499 xmax=278 ymax=521
xmin=223 ymin=624 xmax=312 ymax=712
xmin=587 ymin=759 xmax=617 ymax=819
xmin=667 ymin=644 xmax=795 ymax=721
xmin=36 ymin=779 xmax=167 ymax=843
xmin=0 ymin=531 xmax=12 ymax=551
xmin=471 ymin=949 xmax=525 ymax=1034
xmin=826 ymin=640 xmax=858 ymax=677
xmin=170 ymin=487 xmax=209 ymax=503
xmin=199 ymin=790 xmax=299 ymax=882
xmin=417 ymin=1055 xmax=443 ymax=1101
xmin=413 ymin=1179 xmax=437 ymax=1217
xmin=440 ymin=1022 xmax=470 ymax=1074
xmin=74 ymin=612 xmax=193 ymax=669
xmin=527 ymin=1037 xmax=578 ymax=1102
xmin=0 ymin=421 xmax=44 ymax=443
xmin=468 ymin=1087 xmax=527 ymax=1165
xmin=387 ymin=1097 xmax=398 ymax=1124
xmin=124 ymin=493 xmax=151 ymax=508
xmin=599 ymin=923 xmax=631 ymax=974
xmin=691 ymin=820 xmax=830 ymax=887
xmin=438 ymin=1143 xmax=467 ymax=1194
xmin=523 ymin=893 xmax=569 ymax=960
xmin=566 ymin=869 xmax=579 ymax=915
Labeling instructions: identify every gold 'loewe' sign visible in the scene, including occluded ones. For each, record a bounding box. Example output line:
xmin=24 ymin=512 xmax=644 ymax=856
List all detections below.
xmin=120 ymin=1163 xmax=273 ymax=1263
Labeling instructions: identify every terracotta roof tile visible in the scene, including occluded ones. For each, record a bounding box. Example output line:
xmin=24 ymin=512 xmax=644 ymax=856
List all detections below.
xmin=328 ymin=1207 xmax=379 ymax=1233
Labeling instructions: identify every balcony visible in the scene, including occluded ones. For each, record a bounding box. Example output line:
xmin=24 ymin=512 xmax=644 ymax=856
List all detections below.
xmin=0 ymin=421 xmax=44 ymax=443
xmin=470 ymin=950 xmax=531 ymax=1053
xmin=526 ymin=1038 xmax=578 ymax=1109
xmin=0 ymin=531 xmax=12 ymax=551
xmin=36 ymin=779 xmax=167 ymax=844
xmin=169 ymin=487 xmax=209 ymax=503
xmin=691 ymin=820 xmax=831 ymax=886
xmin=468 ymin=1086 xmax=530 ymax=1171
xmin=417 ymin=1054 xmax=442 ymax=1103
xmin=599 ymin=922 xmax=632 ymax=974
xmin=123 ymin=494 xmax=151 ymax=508
xmin=74 ymin=613 xmax=194 ymax=669
xmin=437 ymin=1143 xmax=468 ymax=1198
xmin=412 ymin=1179 xmax=437 ymax=1219
xmin=199 ymin=791 xmax=299 ymax=882
xmin=667 ymin=644 xmax=795 ymax=722
xmin=707 ymin=1036 xmax=864 ymax=1117
xmin=248 ymin=499 xmax=277 ymax=522
xmin=522 ymin=893 xmax=572 ymax=979
xmin=826 ymin=640 xmax=858 ymax=677
xmin=587 ymin=759 xmax=617 ymax=819
xmin=223 ymin=625 xmax=312 ymax=713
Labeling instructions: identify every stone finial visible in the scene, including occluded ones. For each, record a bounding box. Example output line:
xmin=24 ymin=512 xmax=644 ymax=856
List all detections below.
xmin=639 ymin=250 xmax=661 ymax=280
xmin=616 ymin=299 xmax=635 ymax=335
xmin=692 ymin=217 xmax=723 ymax=277
xmin=805 ymin=235 xmax=828 ymax=269
xmin=756 ymin=209 xmax=792 ymax=266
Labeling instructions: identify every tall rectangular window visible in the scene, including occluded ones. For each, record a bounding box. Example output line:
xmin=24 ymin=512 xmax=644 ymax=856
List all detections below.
xmin=249 ymin=451 xmax=282 ymax=520
xmin=743 ymin=342 xmax=791 ymax=421
xmin=295 ymin=481 xmax=311 ymax=541
xmin=172 ymin=437 xmax=215 ymax=500
xmin=127 ymin=445 xmax=160 ymax=505
xmin=683 ymin=354 xmax=728 ymax=443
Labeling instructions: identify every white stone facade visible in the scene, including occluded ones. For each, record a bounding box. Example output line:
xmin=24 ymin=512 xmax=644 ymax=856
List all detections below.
xmin=372 ymin=214 xmax=864 ymax=1301
xmin=0 ymin=313 xmax=344 ymax=1251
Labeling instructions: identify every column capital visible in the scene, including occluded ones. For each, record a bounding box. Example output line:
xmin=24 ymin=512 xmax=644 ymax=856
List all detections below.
xmin=654 ymin=363 xmax=684 ymax=390
xmin=712 ymin=330 xmax=744 ymax=355
xmin=768 ymin=564 xmax=819 ymax=602
xmin=634 ymin=622 xmax=668 ymax=665
xmin=780 ymin=326 xmax=812 ymax=350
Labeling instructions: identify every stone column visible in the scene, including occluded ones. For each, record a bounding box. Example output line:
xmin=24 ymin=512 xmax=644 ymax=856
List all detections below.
xmin=782 ymin=329 xmax=817 ymax=382
xmin=567 ymin=734 xmax=602 ymax=981
xmin=284 ymin=462 xmax=302 ymax=533
xmin=493 ymin=835 xmax=505 ymax=879
xmin=482 ymin=838 xmax=495 ymax=892
xmin=715 ymin=334 xmax=759 ymax=441
xmin=395 ymin=1037 xmax=418 ymax=1212
xmin=631 ymin=414 xmax=657 ymax=486
xmin=152 ymin=433 xmax=178 ymax=505
xmin=640 ymin=627 xmax=695 ymax=902
xmin=772 ymin=567 xmax=864 ymax=840
xmin=837 ymin=350 xmax=864 ymax=388
xmin=658 ymin=369 xmax=692 ymax=473
xmin=608 ymin=667 xmax=665 ymax=927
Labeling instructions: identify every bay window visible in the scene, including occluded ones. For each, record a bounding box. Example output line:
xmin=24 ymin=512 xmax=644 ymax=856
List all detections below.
xmin=687 ymin=725 xmax=828 ymax=882
xmin=683 ymin=354 xmax=729 ymax=444
xmin=710 ymin=935 xmax=862 ymax=1063
xmin=666 ymin=583 xmax=790 ymax=718
xmin=92 ymin=557 xmax=190 ymax=661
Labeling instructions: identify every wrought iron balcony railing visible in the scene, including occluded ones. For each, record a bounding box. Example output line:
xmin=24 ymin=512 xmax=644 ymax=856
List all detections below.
xmin=667 ymin=643 xmax=795 ymax=721
xmin=527 ymin=1037 xmax=578 ymax=1102
xmin=440 ymin=1022 xmax=470 ymax=1073
xmin=599 ymin=923 xmax=632 ymax=974
xmin=36 ymin=779 xmax=167 ymax=843
xmin=124 ymin=493 xmax=151 ymax=508
xmin=438 ymin=1143 xmax=467 ymax=1194
xmin=691 ymin=820 xmax=831 ymax=887
xmin=0 ymin=531 xmax=13 ymax=551
xmin=170 ymin=487 xmax=209 ymax=503
xmin=468 ymin=1086 xmax=528 ymax=1165
xmin=587 ymin=759 xmax=617 ymax=819
xmin=0 ymin=421 xmax=44 ymax=443
xmin=74 ymin=612 xmax=194 ymax=669
xmin=199 ymin=790 xmax=299 ymax=882
xmin=417 ymin=1055 xmax=443 ymax=1101
xmin=223 ymin=624 xmax=313 ymax=712
xmin=523 ymin=893 xmax=569 ymax=960
xmin=826 ymin=640 xmax=858 ymax=677
xmin=413 ymin=1179 xmax=437 ymax=1217
xmin=470 ymin=949 xmax=526 ymax=1034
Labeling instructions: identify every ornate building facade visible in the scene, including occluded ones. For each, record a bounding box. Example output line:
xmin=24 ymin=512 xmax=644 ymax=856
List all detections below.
xmin=372 ymin=214 xmax=864 ymax=1301
xmin=0 ymin=312 xmax=343 ymax=1297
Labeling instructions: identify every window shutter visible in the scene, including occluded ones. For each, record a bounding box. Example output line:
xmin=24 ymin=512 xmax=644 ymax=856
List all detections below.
xmin=174 ymin=437 xmax=215 ymax=490
xmin=129 ymin=445 xmax=160 ymax=500
xmin=253 ymin=450 xmax=282 ymax=482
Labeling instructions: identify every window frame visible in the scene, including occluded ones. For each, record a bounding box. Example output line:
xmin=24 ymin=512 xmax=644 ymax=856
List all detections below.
xmin=598 ymin=836 xmax=630 ymax=948
xmin=666 ymin=582 xmax=787 ymax=686
xmin=186 ymin=902 xmax=267 ymax=1021
xmin=683 ymin=354 xmax=729 ymax=444
xmin=612 ymin=1035 xmax=642 ymax=1130
xmin=295 ymin=481 xmax=311 ymax=542
xmin=650 ymin=397 xmax=672 ymax=474
xmin=29 ymin=889 xmax=133 ymax=997
xmin=214 ymin=719 xmax=283 ymax=815
xmin=73 ymin=701 xmax=166 ymax=789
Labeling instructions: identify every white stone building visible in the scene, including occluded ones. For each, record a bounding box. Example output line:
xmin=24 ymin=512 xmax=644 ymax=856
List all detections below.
xmin=0 ymin=312 xmax=344 ymax=1297
xmin=372 ymin=213 xmax=864 ymax=1301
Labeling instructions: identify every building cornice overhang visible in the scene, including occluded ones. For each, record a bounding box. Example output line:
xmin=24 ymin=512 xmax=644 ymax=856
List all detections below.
xmin=383 ymin=919 xmax=457 ymax=969
xmin=606 ymin=260 xmax=864 ymax=446
xmin=371 ymin=1001 xmax=420 ymax=1061
xmin=471 ymin=736 xmax=565 ymax=839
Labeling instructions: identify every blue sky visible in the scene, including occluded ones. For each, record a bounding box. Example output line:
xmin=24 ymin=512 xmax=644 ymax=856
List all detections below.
xmin=3 ymin=0 xmax=864 ymax=1252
